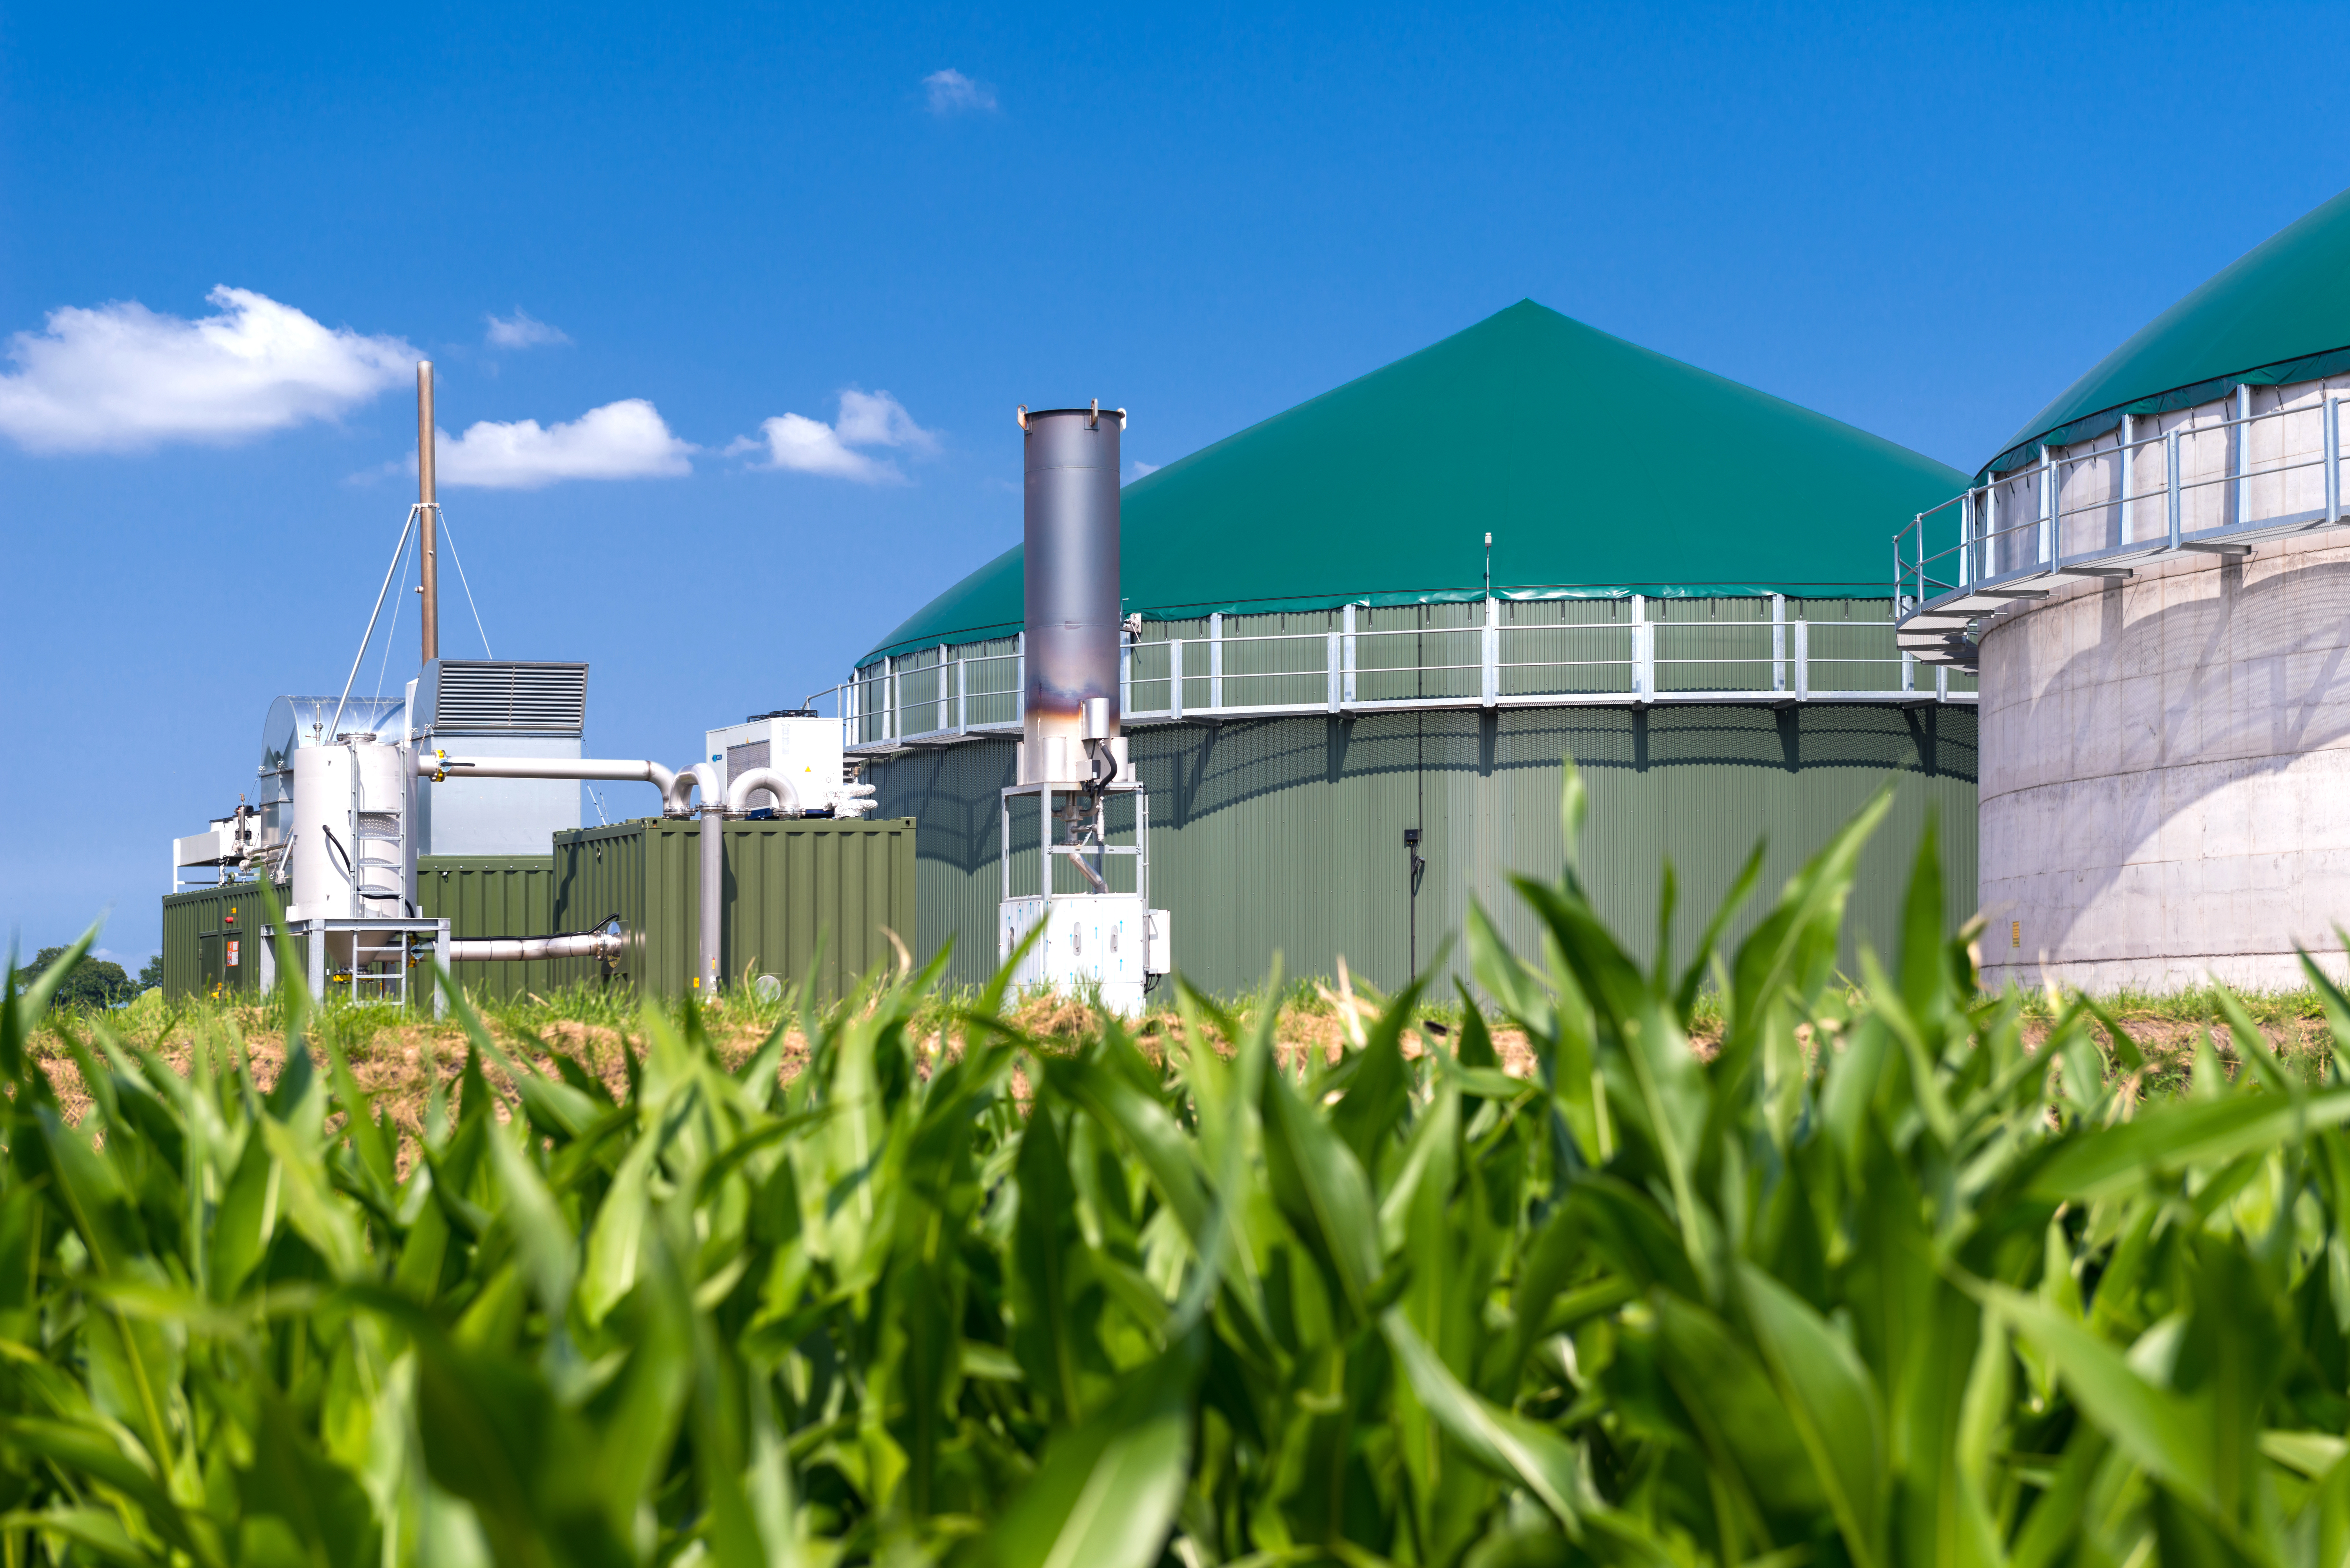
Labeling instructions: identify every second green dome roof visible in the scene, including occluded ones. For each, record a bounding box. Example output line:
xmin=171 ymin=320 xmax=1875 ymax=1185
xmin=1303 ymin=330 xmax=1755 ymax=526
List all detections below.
xmin=867 ymin=300 xmax=1967 ymax=662
xmin=1990 ymin=185 xmax=2350 ymax=476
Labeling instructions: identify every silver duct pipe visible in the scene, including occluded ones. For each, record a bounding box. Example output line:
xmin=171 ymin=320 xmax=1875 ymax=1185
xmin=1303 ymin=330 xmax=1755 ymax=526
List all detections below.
xmin=724 ymin=766 xmax=802 ymax=815
xmin=1019 ymin=402 xmax=1125 ymax=784
xmin=680 ymin=763 xmax=724 ymax=995
xmin=415 ymin=751 xmax=682 ymax=804
xmin=448 ymin=931 xmax=625 ymax=962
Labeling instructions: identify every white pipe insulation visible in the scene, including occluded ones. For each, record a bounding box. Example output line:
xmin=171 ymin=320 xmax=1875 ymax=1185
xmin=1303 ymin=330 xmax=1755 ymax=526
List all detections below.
xmin=448 ymin=932 xmax=626 ymax=962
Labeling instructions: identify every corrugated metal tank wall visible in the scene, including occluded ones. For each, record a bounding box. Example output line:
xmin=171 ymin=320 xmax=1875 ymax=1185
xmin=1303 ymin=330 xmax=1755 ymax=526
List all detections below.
xmin=873 ymin=704 xmax=1978 ymax=998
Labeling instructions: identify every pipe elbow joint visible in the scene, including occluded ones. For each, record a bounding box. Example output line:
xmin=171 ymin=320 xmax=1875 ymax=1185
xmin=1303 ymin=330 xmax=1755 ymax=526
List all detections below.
xmin=725 ymin=767 xmax=802 ymax=816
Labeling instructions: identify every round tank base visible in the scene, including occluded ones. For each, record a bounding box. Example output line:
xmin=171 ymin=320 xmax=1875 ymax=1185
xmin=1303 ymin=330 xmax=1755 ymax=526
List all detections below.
xmin=1978 ymin=532 xmax=2350 ymax=994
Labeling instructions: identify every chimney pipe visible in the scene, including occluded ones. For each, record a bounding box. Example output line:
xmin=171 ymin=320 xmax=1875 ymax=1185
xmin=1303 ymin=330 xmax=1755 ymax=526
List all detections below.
xmin=418 ymin=361 xmax=439 ymax=664
xmin=1019 ymin=404 xmax=1125 ymax=783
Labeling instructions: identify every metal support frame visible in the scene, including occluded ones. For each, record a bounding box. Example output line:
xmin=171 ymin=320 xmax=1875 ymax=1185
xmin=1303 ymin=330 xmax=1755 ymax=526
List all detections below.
xmin=2236 ymin=383 xmax=2252 ymax=527
xmin=998 ymin=779 xmax=1150 ymax=908
xmin=1341 ymin=604 xmax=1358 ymax=705
xmin=1771 ymin=593 xmax=1786 ymax=692
xmin=1169 ymin=638 xmax=1185 ymax=722
xmin=260 ymin=917 xmax=451 ymax=1016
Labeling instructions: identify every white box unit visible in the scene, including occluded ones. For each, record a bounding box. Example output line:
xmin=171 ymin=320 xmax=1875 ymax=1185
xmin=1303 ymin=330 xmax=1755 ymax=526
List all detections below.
xmin=1002 ymin=894 xmax=1169 ymax=1016
xmin=706 ymin=710 xmax=848 ymax=814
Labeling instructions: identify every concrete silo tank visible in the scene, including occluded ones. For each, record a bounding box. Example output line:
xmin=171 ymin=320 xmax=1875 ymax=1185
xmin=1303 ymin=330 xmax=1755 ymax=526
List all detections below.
xmin=1895 ymin=187 xmax=2350 ymax=989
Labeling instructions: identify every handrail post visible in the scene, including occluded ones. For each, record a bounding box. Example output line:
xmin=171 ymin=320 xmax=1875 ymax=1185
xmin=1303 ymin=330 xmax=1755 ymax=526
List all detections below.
xmin=1208 ymin=612 xmax=1224 ymax=710
xmin=1326 ymin=630 xmax=1341 ymax=713
xmin=1170 ymin=638 xmax=1184 ymax=723
xmin=1937 ymin=663 xmax=1949 ymax=701
xmin=1632 ymin=593 xmax=1651 ymax=699
xmin=2235 ymin=384 xmax=2250 ymax=527
xmin=883 ymin=655 xmax=896 ymax=741
xmin=936 ymin=643 xmax=949 ymax=735
xmin=1013 ymin=633 xmax=1025 ymax=725
xmin=1794 ymin=619 xmax=1810 ymax=702
xmin=1902 ymin=649 xmax=1915 ymax=696
xmin=1771 ymin=592 xmax=1786 ymax=693
xmin=1958 ymin=493 xmax=1973 ymax=588
xmin=1342 ymin=604 xmax=1358 ymax=705
xmin=2330 ymin=399 xmax=2342 ymax=525
xmin=1119 ymin=626 xmax=1132 ymax=721
xmin=2119 ymin=413 xmax=2133 ymax=545
xmin=1481 ymin=597 xmax=1499 ymax=708
xmin=2039 ymin=444 xmax=2054 ymax=565
xmin=954 ymin=657 xmax=967 ymax=735
xmin=2167 ymin=430 xmax=2182 ymax=549
xmin=1985 ymin=480 xmax=1998 ymax=579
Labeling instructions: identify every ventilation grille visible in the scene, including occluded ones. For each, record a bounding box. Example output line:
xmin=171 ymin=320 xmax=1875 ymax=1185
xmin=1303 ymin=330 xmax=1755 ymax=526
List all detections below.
xmin=425 ymin=661 xmax=588 ymax=735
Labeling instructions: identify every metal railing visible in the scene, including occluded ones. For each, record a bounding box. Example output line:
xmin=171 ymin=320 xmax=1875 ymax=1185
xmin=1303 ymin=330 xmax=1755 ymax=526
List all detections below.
xmin=1895 ymin=388 xmax=2348 ymax=622
xmin=826 ymin=597 xmax=1971 ymax=754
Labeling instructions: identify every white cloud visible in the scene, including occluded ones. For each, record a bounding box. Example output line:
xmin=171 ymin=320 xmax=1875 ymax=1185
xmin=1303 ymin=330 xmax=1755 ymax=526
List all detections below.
xmin=1128 ymin=460 xmax=1161 ymax=480
xmin=736 ymin=389 xmax=938 ymax=484
xmin=484 ymin=308 xmax=571 ymax=350
xmin=924 ymin=68 xmax=997 ymax=115
xmin=437 ymin=399 xmax=694 ymax=489
xmin=0 ymin=286 xmax=415 ymax=453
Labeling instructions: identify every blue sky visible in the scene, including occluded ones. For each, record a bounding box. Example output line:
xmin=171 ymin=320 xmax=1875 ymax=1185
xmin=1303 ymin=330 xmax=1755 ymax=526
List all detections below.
xmin=7 ymin=1 xmax=2350 ymax=964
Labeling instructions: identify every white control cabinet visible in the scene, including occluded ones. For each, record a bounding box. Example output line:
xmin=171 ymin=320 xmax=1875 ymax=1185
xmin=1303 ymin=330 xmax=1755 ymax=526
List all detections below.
xmin=1002 ymin=895 xmax=1169 ymax=1016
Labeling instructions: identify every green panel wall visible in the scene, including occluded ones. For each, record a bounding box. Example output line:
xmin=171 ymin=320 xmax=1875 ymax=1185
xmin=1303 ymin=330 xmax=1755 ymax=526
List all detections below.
xmin=414 ymin=857 xmax=560 ymax=1002
xmin=550 ymin=817 xmax=918 ymax=999
xmin=161 ymin=882 xmax=280 ymax=1001
xmin=872 ymin=703 xmax=1978 ymax=999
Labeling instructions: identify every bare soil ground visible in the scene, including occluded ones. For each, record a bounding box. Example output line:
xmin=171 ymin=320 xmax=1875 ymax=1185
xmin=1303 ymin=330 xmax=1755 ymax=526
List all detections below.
xmin=31 ymin=984 xmax=2324 ymax=1137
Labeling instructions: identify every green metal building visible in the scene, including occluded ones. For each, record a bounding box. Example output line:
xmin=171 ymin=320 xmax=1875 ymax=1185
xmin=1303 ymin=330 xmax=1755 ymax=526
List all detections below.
xmin=846 ymin=301 xmax=1978 ymax=995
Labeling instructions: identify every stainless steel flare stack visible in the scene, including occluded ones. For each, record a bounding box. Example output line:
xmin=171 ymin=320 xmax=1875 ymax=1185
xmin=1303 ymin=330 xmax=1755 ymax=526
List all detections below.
xmin=999 ymin=399 xmax=1166 ymax=1011
xmin=1018 ymin=402 xmax=1129 ymax=788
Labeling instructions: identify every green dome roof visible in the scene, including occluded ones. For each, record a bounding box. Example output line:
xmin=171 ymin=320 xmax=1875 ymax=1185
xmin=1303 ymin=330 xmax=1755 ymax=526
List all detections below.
xmin=1990 ymin=185 xmax=2350 ymax=475
xmin=866 ymin=300 xmax=1968 ymax=661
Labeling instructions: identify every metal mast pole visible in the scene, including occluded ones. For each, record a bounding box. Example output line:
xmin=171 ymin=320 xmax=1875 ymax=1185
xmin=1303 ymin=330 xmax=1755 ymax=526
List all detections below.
xmin=418 ymin=361 xmax=439 ymax=664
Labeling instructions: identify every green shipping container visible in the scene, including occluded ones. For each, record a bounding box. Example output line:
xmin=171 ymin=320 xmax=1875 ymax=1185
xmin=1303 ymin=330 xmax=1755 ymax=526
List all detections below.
xmin=160 ymin=881 xmax=280 ymax=1001
xmin=163 ymin=857 xmax=561 ymax=1005
xmin=550 ymin=816 xmax=917 ymax=999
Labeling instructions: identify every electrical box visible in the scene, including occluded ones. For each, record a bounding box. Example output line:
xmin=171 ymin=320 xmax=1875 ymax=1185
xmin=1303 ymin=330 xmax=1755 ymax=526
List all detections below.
xmin=1001 ymin=895 xmax=1170 ymax=1016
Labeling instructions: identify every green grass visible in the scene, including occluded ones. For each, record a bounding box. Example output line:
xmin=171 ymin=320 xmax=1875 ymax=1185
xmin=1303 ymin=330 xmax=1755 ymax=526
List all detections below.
xmin=12 ymin=766 xmax=2350 ymax=1564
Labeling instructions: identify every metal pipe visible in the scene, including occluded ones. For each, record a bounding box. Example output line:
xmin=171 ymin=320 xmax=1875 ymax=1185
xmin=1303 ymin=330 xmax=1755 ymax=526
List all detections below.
xmin=449 ymin=931 xmax=625 ymax=962
xmin=724 ymin=766 xmax=802 ymax=816
xmin=419 ymin=362 xmax=439 ymax=664
xmin=414 ymin=751 xmax=682 ymax=804
xmin=688 ymin=762 xmax=724 ymax=995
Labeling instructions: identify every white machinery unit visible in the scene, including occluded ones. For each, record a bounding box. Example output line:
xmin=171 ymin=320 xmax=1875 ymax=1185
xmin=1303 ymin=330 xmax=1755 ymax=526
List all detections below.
xmin=704 ymin=709 xmax=877 ymax=817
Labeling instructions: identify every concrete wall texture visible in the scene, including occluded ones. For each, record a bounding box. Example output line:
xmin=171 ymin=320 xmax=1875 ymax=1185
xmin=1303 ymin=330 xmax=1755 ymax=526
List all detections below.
xmin=1978 ymin=529 xmax=2350 ymax=991
xmin=871 ymin=703 xmax=1979 ymax=999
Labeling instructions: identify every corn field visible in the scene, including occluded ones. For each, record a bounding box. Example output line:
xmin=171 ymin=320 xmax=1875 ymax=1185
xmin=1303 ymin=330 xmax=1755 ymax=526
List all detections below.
xmin=11 ymin=765 xmax=2350 ymax=1565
